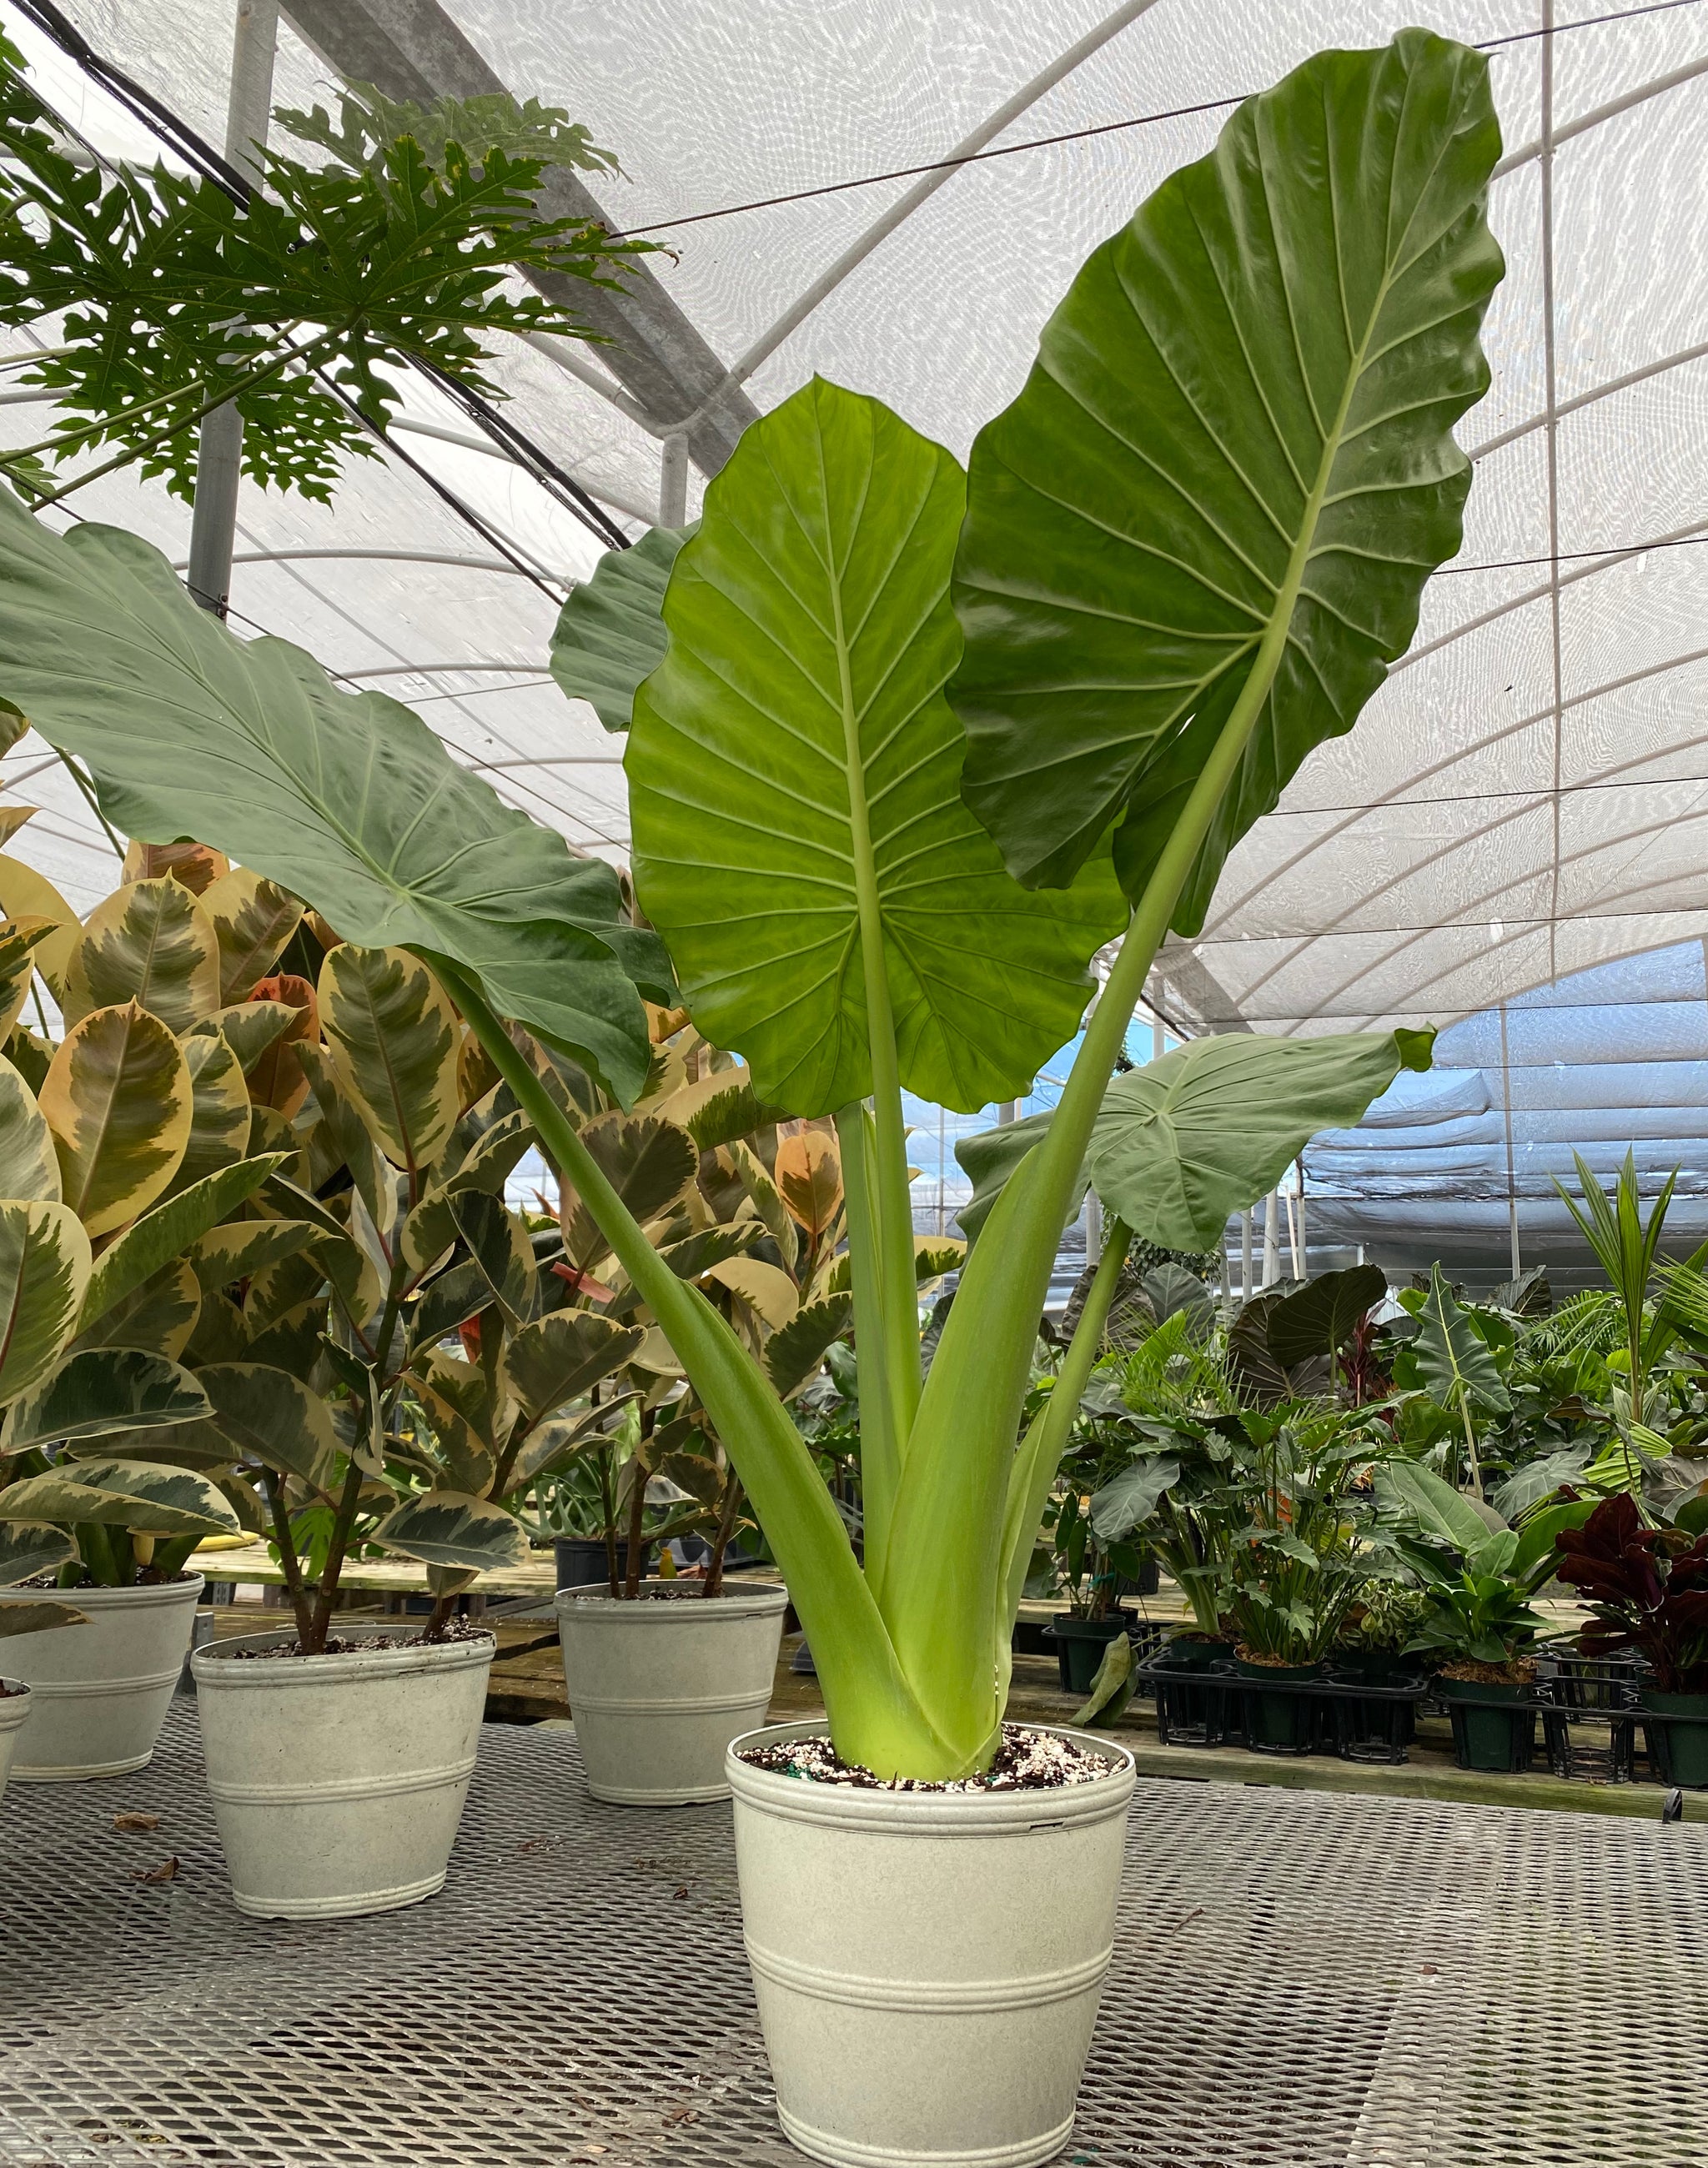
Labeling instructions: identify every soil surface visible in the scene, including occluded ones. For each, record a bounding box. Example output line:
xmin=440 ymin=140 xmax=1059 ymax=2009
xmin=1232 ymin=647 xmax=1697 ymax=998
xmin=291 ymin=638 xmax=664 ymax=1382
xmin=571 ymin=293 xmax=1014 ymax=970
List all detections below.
xmin=0 ymin=1682 xmax=27 ymax=1698
xmin=225 ymin=1621 xmax=495 ymax=1659
xmin=737 ymin=1723 xmax=1114 ymax=1793
xmin=10 ymin=1571 xmax=196 ymax=1592
xmin=1439 ymin=1656 xmax=1537 ymax=1685
xmin=565 ymin=1585 xmax=767 ymax=1603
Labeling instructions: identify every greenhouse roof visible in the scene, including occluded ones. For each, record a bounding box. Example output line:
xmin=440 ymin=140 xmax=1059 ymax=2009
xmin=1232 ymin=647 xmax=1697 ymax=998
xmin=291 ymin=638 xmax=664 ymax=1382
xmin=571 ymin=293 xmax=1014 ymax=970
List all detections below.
xmin=3 ymin=0 xmax=1708 ymax=1247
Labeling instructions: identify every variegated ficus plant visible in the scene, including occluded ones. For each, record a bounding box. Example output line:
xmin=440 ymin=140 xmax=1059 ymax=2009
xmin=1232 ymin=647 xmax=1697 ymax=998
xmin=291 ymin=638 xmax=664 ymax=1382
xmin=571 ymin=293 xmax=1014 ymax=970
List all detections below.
xmin=0 ymin=33 xmax=1500 ymax=1767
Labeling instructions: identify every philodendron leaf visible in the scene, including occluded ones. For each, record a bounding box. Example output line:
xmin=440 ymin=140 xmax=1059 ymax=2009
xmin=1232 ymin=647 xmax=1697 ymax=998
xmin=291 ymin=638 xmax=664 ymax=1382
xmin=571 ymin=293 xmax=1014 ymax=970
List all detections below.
xmin=0 ymin=1050 xmax=60 ymax=1202
xmin=198 ymin=867 xmax=304 ymax=1003
xmin=40 ymin=1001 xmax=192 ymax=1236
xmin=949 ymin=32 xmax=1503 ymax=924
xmin=629 ymin=376 xmax=1126 ymax=1116
xmin=0 ymin=1346 xmax=210 ymax=1453
xmin=80 ymin=1153 xmax=287 ymax=1328
xmin=549 ymin=523 xmax=694 ymax=730
xmin=62 ymin=877 xmax=221 ymax=1035
xmin=0 ymin=1456 xmax=240 ymax=1535
xmin=0 ymin=1199 xmax=91 ymax=1400
xmin=319 ymin=945 xmax=461 ymax=1181
xmin=0 ymin=1518 xmax=79 ymax=1584
xmin=502 ymin=1309 xmax=643 ymax=1422
xmin=0 ymin=916 xmax=56 ymax=1041
xmin=370 ymin=1488 xmax=528 ymax=1572
xmin=1264 ymin=1264 xmax=1389 ymax=1369
xmin=194 ymin=1361 xmax=339 ymax=1488
xmin=1086 ymin=1030 xmax=1435 ymax=1252
xmin=0 ymin=494 xmax=667 ymax=1103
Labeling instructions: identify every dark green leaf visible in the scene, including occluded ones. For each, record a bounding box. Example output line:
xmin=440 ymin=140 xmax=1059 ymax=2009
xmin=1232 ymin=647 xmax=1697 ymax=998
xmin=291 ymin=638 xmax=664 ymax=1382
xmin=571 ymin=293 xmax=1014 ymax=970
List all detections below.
xmin=550 ymin=524 xmax=693 ymax=730
xmin=1265 ymin=1266 xmax=1388 ymax=1369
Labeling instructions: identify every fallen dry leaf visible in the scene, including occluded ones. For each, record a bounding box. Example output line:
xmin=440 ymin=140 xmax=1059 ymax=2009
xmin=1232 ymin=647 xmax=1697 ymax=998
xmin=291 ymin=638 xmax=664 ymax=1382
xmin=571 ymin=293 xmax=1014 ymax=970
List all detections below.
xmin=112 ymin=1812 xmax=161 ymax=1834
xmin=663 ymin=2106 xmax=698 ymax=2126
xmin=672 ymin=1884 xmax=689 ymax=1900
xmin=129 ymin=1857 xmax=179 ymax=1884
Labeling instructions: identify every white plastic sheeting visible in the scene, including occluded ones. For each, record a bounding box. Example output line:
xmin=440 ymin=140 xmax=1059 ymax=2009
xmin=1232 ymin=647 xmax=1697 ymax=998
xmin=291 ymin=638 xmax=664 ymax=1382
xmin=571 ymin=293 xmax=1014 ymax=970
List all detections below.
xmin=3 ymin=0 xmax=1708 ymax=1255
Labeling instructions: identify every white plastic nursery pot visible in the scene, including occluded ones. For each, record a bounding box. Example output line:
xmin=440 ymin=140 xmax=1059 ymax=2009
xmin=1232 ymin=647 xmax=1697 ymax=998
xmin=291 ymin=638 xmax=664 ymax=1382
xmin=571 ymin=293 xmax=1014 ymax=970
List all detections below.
xmin=555 ymin=1578 xmax=788 ymax=1804
xmin=192 ymin=1622 xmax=495 ymax=1919
xmin=728 ymin=1719 xmax=1137 ymax=2168
xmin=0 ymin=1575 xmax=203 ymax=1780
xmin=0 ymin=1681 xmax=32 ymax=1803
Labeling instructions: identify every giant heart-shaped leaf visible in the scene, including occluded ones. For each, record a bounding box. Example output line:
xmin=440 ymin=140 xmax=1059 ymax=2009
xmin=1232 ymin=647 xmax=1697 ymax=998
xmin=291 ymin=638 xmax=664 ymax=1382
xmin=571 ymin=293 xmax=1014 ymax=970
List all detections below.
xmin=0 ymin=1346 xmax=210 ymax=1453
xmin=0 ymin=1198 xmax=91 ymax=1400
xmin=62 ymin=877 xmax=221 ymax=1035
xmin=0 ymin=1051 xmax=60 ymax=1203
xmin=39 ymin=1001 xmax=192 ymax=1237
xmin=550 ymin=523 xmax=692 ymax=730
xmin=319 ymin=945 xmax=461 ymax=1183
xmin=0 ymin=1456 xmax=240 ymax=1535
xmin=1264 ymin=1263 xmax=1389 ymax=1369
xmin=0 ymin=494 xmax=668 ymax=1102
xmin=949 ymin=32 xmax=1503 ymax=926
xmin=628 ymin=377 xmax=1125 ymax=1116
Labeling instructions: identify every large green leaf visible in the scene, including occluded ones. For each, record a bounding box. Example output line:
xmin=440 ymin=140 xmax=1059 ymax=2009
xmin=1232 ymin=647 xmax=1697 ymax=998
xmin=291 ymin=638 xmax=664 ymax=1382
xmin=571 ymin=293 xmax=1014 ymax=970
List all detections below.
xmin=1262 ymin=1264 xmax=1389 ymax=1369
xmin=1085 ymin=1030 xmax=1434 ymax=1251
xmin=948 ymin=32 xmax=1503 ymax=923
xmin=1088 ymin=1453 xmax=1179 ymax=1543
xmin=0 ymin=1050 xmax=60 ymax=1202
xmin=370 ymin=1488 xmax=527 ymax=1572
xmin=319 ymin=945 xmax=460 ymax=1182
xmin=0 ymin=1346 xmax=210 ymax=1453
xmin=549 ymin=523 xmax=692 ymax=730
xmin=0 ymin=1199 xmax=91 ymax=1401
xmin=79 ymin=1153 xmax=286 ymax=1328
xmin=1414 ymin=1262 xmax=1511 ymax=1417
xmin=0 ymin=494 xmax=668 ymax=1102
xmin=39 ymin=1001 xmax=192 ymax=1236
xmin=0 ymin=1456 xmax=240 ymax=1535
xmin=628 ymin=378 xmax=1125 ymax=1116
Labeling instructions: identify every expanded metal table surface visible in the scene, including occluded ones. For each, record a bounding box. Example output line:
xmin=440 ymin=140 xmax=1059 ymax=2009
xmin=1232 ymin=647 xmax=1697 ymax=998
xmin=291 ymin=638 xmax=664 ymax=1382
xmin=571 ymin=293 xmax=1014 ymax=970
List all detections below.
xmin=3 ymin=1704 xmax=1705 ymax=2166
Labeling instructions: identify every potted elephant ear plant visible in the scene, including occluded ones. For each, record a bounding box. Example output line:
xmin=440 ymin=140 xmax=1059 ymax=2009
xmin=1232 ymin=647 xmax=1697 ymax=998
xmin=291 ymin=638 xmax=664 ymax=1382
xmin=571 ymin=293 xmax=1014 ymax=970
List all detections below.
xmin=1 ymin=33 xmax=1503 ymax=2163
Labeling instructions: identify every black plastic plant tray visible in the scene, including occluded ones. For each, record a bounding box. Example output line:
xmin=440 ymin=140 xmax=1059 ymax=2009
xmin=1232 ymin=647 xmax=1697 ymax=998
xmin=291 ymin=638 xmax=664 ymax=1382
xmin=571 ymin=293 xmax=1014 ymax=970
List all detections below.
xmin=1135 ymin=1656 xmax=1429 ymax=1765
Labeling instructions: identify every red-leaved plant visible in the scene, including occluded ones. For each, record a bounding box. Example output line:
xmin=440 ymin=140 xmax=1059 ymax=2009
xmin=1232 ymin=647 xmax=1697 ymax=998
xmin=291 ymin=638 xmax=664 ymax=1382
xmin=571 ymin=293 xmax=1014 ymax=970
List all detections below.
xmin=1553 ymin=1494 xmax=1708 ymax=1692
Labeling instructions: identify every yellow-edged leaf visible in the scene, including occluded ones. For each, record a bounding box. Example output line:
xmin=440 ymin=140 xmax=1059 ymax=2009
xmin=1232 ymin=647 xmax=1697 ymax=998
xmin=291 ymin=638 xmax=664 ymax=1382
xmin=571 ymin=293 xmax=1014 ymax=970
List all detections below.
xmin=0 ymin=1455 xmax=239 ymax=1535
xmin=501 ymin=1309 xmax=643 ymax=1422
xmin=0 ymin=1197 xmax=91 ymax=1399
xmin=704 ymin=1254 xmax=799 ymax=1330
xmin=774 ymin=1129 xmax=843 ymax=1237
xmin=63 ymin=878 xmax=221 ymax=1034
xmin=0 ymin=805 xmax=36 ymax=849
xmin=187 ymin=1218 xmax=322 ymax=1292
xmin=0 ymin=916 xmax=54 ymax=1041
xmin=0 ymin=1051 xmax=58 ymax=1202
xmin=119 ymin=838 xmax=229 ymax=894
xmin=199 ymin=866 xmax=304 ymax=1003
xmin=39 ymin=1001 xmax=192 ymax=1236
xmin=160 ymin=1029 xmax=252 ymax=1200
xmin=0 ymin=852 xmax=78 ymax=993
xmin=75 ymin=1257 xmax=201 ymax=1359
xmin=197 ymin=1360 xmax=338 ymax=1488
xmin=319 ymin=944 xmax=460 ymax=1178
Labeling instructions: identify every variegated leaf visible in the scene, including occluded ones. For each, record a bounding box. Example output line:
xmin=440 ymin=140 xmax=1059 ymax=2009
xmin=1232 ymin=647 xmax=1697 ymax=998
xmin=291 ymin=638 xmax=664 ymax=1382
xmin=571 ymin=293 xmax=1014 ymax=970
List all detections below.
xmin=244 ymin=974 xmax=318 ymax=1117
xmin=502 ymin=1310 xmax=644 ymax=1423
xmin=560 ymin=1112 xmax=697 ymax=1271
xmin=0 ymin=805 xmax=35 ymax=848
xmin=120 ymin=838 xmax=228 ymax=893
xmin=370 ymin=1488 xmax=527 ymax=1572
xmin=410 ymin=1378 xmax=495 ymax=1495
xmin=187 ymin=1218 xmax=322 ymax=1292
xmin=450 ymin=1190 xmax=536 ymax=1326
xmin=160 ymin=1031 xmax=252 ymax=1200
xmin=0 ymin=852 xmax=78 ymax=994
xmin=774 ymin=1129 xmax=843 ymax=1238
xmin=319 ymin=945 xmax=460 ymax=1181
xmin=76 ymin=1258 xmax=201 ymax=1360
xmin=0 ymin=1198 xmax=90 ymax=1400
xmin=62 ymin=877 xmax=220 ymax=1034
xmin=704 ymin=1255 xmax=800 ymax=1331
xmin=0 ymin=1050 xmax=59 ymax=1203
xmin=194 ymin=1361 xmax=338 ymax=1488
xmin=0 ymin=1455 xmax=240 ymax=1534
xmin=0 ymin=916 xmax=55 ymax=1042
xmin=1 ymin=1344 xmax=209 ymax=1453
xmin=0 ymin=1593 xmax=90 ymax=1636
xmin=0 ymin=1518 xmax=79 ymax=1584
xmin=81 ymin=1153 xmax=286 ymax=1327
xmin=199 ymin=867 xmax=303 ymax=1003
xmin=193 ymin=998 xmax=297 ymax=1076
xmin=40 ymin=1002 xmax=191 ymax=1236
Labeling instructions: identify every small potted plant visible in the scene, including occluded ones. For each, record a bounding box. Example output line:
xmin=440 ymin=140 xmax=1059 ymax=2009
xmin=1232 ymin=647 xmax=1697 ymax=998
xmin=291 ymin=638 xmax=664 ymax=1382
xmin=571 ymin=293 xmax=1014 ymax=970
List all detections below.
xmin=1382 ymin=1462 xmax=1592 ymax=1772
xmin=1554 ymin=1493 xmax=1708 ymax=1786
xmin=0 ymin=30 xmax=1503 ymax=2157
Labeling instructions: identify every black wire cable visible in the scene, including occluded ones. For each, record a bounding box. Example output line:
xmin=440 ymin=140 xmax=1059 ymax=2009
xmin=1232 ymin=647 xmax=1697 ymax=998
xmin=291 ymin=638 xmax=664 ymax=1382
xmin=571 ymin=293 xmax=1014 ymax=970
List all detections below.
xmin=611 ymin=0 xmax=1705 ymax=238
xmin=7 ymin=0 xmax=633 ymax=554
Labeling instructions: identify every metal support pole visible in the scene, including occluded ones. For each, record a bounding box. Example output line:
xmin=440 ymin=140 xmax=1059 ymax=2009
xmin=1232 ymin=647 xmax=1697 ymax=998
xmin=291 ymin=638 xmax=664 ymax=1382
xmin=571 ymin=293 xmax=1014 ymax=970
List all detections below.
xmin=1500 ymin=1000 xmax=1521 ymax=1281
xmin=1261 ymin=1191 xmax=1279 ymax=1289
xmin=996 ymin=1100 xmax=1017 ymax=1127
xmin=1240 ymin=1209 xmax=1253 ymax=1303
xmin=185 ymin=0 xmax=279 ymax=618
xmin=659 ymin=432 xmax=690 ymax=528
xmin=1294 ymin=1155 xmax=1308 ymax=1279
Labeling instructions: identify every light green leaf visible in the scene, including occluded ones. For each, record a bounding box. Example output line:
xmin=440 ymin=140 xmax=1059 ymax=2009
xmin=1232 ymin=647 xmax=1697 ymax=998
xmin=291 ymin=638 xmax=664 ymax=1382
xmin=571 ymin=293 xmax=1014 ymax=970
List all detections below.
xmin=549 ymin=523 xmax=693 ymax=730
xmin=502 ymin=1308 xmax=643 ymax=1422
xmin=1379 ymin=1458 xmax=1502 ymax=1557
xmin=1 ymin=1345 xmax=209 ymax=1453
xmin=40 ymin=1001 xmax=192 ymax=1237
xmin=949 ymin=32 xmax=1503 ymax=922
xmin=0 ymin=1519 xmax=79 ymax=1585
xmin=319 ymin=944 xmax=461 ymax=1180
xmin=80 ymin=1153 xmax=286 ymax=1327
xmin=370 ymin=1488 xmax=527 ymax=1573
xmin=1088 ymin=1453 xmax=1179 ymax=1543
xmin=62 ymin=877 xmax=221 ymax=1035
xmin=0 ymin=1455 xmax=240 ymax=1535
xmin=1085 ymin=1030 xmax=1434 ymax=1251
xmin=628 ymin=376 xmax=1125 ymax=1116
xmin=0 ymin=1049 xmax=60 ymax=1202
xmin=0 ymin=1198 xmax=91 ymax=1400
xmin=1414 ymin=1262 xmax=1511 ymax=1417
xmin=195 ymin=1361 xmax=339 ymax=1487
xmin=198 ymin=866 xmax=304 ymax=1003
xmin=1070 ymin=1629 xmax=1135 ymax=1729
xmin=0 ymin=498 xmax=666 ymax=1102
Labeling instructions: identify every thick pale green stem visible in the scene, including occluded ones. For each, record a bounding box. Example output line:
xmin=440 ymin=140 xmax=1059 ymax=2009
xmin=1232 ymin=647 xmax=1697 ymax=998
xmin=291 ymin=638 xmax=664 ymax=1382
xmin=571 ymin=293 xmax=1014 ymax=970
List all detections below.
xmin=836 ymin=1103 xmax=897 ymax=1598
xmin=439 ymin=964 xmax=957 ymax=1773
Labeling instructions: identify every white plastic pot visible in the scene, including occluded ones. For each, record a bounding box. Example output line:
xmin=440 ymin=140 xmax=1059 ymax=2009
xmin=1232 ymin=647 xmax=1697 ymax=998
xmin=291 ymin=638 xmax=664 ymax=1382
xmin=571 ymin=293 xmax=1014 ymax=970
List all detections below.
xmin=0 ymin=1575 xmax=203 ymax=1780
xmin=556 ymin=1578 xmax=788 ymax=1804
xmin=728 ymin=1719 xmax=1136 ymax=2168
xmin=192 ymin=1622 xmax=495 ymax=1919
xmin=0 ymin=1681 xmax=32 ymax=1804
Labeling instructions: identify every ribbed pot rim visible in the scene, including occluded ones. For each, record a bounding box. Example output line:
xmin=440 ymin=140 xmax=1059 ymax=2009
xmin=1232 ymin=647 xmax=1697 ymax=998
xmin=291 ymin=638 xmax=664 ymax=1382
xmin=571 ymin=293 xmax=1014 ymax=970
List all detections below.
xmin=726 ymin=1718 xmax=1136 ymax=1833
xmin=193 ymin=1619 xmax=495 ymax=1689
xmin=0 ymin=1680 xmax=31 ymax=1724
xmin=556 ymin=1577 xmax=787 ymax=1623
xmin=0 ymin=1573 xmax=203 ymax=1612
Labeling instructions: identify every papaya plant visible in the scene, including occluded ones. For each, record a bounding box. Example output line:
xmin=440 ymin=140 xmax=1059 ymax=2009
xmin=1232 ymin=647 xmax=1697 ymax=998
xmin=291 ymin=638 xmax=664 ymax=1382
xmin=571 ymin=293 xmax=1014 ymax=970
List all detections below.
xmin=0 ymin=32 xmax=1503 ymax=1772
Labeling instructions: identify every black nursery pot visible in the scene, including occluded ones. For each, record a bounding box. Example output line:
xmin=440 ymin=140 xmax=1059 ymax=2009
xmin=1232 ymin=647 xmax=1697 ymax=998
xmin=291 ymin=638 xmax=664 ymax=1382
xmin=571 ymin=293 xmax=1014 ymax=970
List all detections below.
xmin=1044 ymin=1613 xmax=1130 ymax=1695
xmin=1437 ymin=1675 xmax=1536 ymax=1774
xmin=1233 ymin=1657 xmax=1322 ymax=1753
xmin=1642 ymin=1689 xmax=1708 ymax=1788
xmin=554 ymin=1538 xmax=652 ymax=1592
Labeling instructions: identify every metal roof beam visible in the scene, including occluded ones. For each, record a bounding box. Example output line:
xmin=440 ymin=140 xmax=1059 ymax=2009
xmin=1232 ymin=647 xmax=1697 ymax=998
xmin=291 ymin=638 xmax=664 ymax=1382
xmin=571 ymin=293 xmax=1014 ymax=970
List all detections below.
xmin=279 ymin=0 xmax=756 ymax=474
